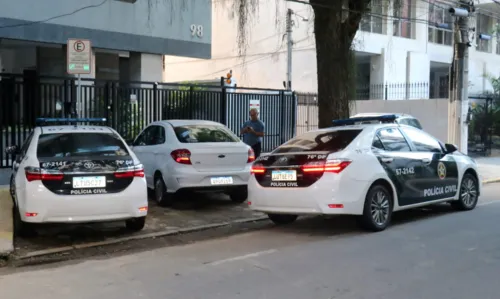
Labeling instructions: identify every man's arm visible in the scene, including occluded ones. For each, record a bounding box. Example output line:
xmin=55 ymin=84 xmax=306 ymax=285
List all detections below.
xmin=252 ymin=122 xmax=265 ymax=137
xmin=240 ymin=123 xmax=248 ymax=135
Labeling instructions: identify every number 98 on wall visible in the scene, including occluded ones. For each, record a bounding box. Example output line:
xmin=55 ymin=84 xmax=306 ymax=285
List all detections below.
xmin=190 ymin=24 xmax=203 ymax=38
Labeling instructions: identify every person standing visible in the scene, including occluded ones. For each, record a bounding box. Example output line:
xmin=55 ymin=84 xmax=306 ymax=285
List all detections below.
xmin=241 ymin=108 xmax=265 ymax=158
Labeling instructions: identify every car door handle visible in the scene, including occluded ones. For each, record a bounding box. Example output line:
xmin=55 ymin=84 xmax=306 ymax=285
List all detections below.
xmin=381 ymin=157 xmax=393 ymax=163
xmin=421 ymin=158 xmax=431 ymax=164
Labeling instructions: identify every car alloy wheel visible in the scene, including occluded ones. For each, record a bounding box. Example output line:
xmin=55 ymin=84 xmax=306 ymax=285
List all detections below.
xmin=370 ymin=190 xmax=390 ymax=226
xmin=460 ymin=176 xmax=478 ymax=208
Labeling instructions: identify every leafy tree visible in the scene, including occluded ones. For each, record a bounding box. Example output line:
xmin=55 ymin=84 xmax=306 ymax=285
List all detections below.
xmin=229 ymin=0 xmax=400 ymax=128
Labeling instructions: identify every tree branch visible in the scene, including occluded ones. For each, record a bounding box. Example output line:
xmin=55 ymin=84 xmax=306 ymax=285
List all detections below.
xmin=343 ymin=0 xmax=371 ymax=41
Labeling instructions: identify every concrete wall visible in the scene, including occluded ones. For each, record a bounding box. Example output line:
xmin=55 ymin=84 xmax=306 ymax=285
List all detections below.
xmin=297 ymin=99 xmax=449 ymax=142
xmin=0 ymin=0 xmax=211 ymax=58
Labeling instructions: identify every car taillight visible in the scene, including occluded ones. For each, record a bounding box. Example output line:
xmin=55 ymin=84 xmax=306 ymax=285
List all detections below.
xmin=25 ymin=167 xmax=63 ymax=182
xmin=171 ymin=149 xmax=192 ymax=165
xmin=301 ymin=159 xmax=351 ymax=174
xmin=247 ymin=148 xmax=255 ymax=163
xmin=250 ymin=163 xmax=266 ymax=175
xmin=114 ymin=164 xmax=145 ymax=178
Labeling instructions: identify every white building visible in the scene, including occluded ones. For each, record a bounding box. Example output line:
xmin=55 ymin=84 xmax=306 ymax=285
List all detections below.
xmin=164 ymin=0 xmax=500 ymax=99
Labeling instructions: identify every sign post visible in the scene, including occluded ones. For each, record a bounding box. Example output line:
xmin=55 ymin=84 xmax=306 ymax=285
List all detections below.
xmin=67 ymin=39 xmax=91 ymax=117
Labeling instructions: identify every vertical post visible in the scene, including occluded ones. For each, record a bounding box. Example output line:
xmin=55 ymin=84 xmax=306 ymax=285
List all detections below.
xmin=448 ymin=2 xmax=471 ymax=154
xmin=77 ymin=74 xmax=82 ymax=118
xmin=286 ymin=8 xmax=293 ymax=91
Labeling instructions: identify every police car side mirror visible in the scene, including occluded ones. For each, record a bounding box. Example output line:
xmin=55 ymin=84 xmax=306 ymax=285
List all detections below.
xmin=444 ymin=143 xmax=458 ymax=154
xmin=5 ymin=145 xmax=20 ymax=155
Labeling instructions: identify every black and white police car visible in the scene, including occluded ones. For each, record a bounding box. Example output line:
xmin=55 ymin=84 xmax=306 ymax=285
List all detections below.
xmin=5 ymin=118 xmax=148 ymax=237
xmin=248 ymin=115 xmax=481 ymax=231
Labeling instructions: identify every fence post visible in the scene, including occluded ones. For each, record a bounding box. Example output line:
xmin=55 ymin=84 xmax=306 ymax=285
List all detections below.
xmin=221 ymin=86 xmax=227 ymax=125
xmin=104 ymin=82 xmax=110 ymax=125
xmin=111 ymin=81 xmax=118 ymax=130
xmin=384 ymin=84 xmax=388 ymax=100
xmin=291 ymin=91 xmax=297 ymax=137
xmin=153 ymin=83 xmax=158 ymax=121
xmin=280 ymin=90 xmax=285 ymax=146
xmin=189 ymin=85 xmax=194 ymax=119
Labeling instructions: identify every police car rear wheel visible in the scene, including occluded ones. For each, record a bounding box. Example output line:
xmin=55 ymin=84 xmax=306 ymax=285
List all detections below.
xmin=360 ymin=184 xmax=393 ymax=232
xmin=268 ymin=214 xmax=298 ymax=225
xmin=13 ymin=205 xmax=36 ymax=238
xmin=126 ymin=217 xmax=146 ymax=232
xmin=154 ymin=177 xmax=174 ymax=207
xmin=451 ymin=173 xmax=478 ymax=211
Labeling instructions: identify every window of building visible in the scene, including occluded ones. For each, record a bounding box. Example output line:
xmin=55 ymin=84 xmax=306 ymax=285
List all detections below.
xmin=393 ymin=0 xmax=413 ymax=39
xmin=477 ymin=13 xmax=493 ymax=53
xmin=428 ymin=1 xmax=453 ymax=46
xmin=360 ymin=0 xmax=384 ymax=34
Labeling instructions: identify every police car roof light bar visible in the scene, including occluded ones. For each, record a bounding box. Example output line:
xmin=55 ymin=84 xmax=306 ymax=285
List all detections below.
xmin=331 ymin=115 xmax=398 ymax=126
xmin=35 ymin=118 xmax=107 ymax=126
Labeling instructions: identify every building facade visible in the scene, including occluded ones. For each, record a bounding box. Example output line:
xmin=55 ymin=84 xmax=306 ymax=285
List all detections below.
xmin=163 ymin=0 xmax=500 ymax=99
xmin=0 ymin=0 xmax=212 ymax=82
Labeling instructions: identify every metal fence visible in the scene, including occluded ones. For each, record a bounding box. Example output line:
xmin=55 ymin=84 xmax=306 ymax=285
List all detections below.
xmin=356 ymin=82 xmax=432 ymax=100
xmin=297 ymin=82 xmax=446 ymax=136
xmin=0 ymin=74 xmax=296 ymax=168
xmin=468 ymin=93 xmax=500 ymax=157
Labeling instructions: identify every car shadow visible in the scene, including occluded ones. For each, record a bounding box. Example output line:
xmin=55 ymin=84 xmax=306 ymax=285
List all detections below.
xmin=149 ymin=191 xmax=242 ymax=211
xmin=13 ymin=193 xmax=253 ymax=255
xmin=269 ymin=203 xmax=456 ymax=237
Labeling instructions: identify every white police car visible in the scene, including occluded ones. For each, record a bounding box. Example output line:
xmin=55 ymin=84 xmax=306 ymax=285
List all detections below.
xmin=248 ymin=115 xmax=481 ymax=231
xmin=5 ymin=118 xmax=148 ymax=237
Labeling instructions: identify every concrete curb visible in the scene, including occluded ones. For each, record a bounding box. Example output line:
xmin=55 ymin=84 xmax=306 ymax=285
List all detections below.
xmin=482 ymin=178 xmax=500 ymax=185
xmin=15 ymin=215 xmax=268 ymax=260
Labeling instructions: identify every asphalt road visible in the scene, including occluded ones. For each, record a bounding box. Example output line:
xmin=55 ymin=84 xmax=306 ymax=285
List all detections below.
xmin=2 ymin=184 xmax=500 ymax=299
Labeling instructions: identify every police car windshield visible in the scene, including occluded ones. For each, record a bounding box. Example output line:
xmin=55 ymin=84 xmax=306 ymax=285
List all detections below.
xmin=273 ymin=129 xmax=362 ymax=154
xmin=37 ymin=133 xmax=129 ymax=158
xmin=174 ymin=125 xmax=239 ymax=143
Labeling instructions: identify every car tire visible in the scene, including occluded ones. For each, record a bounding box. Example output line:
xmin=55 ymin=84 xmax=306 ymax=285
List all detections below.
xmin=229 ymin=187 xmax=248 ymax=203
xmin=125 ymin=217 xmax=146 ymax=232
xmin=154 ymin=177 xmax=174 ymax=207
xmin=13 ymin=205 xmax=37 ymax=238
xmin=267 ymin=214 xmax=298 ymax=225
xmin=359 ymin=184 xmax=393 ymax=232
xmin=451 ymin=173 xmax=479 ymax=211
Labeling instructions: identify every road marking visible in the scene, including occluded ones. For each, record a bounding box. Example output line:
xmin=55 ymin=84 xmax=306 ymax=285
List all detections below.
xmin=478 ymin=200 xmax=500 ymax=206
xmin=207 ymin=249 xmax=277 ymax=266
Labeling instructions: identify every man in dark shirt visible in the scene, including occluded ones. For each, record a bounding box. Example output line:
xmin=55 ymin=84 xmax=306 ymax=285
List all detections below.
xmin=240 ymin=108 xmax=265 ymax=158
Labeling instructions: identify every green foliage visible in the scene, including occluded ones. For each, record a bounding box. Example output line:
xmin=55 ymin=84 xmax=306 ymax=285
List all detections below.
xmin=162 ymin=82 xmax=207 ymax=119
xmin=470 ymin=73 xmax=500 ymax=144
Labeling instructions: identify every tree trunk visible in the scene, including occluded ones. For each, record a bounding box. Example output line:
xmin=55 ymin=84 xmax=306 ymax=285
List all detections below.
xmin=311 ymin=0 xmax=369 ymax=128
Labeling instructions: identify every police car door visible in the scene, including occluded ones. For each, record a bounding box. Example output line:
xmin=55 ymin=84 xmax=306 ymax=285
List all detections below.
xmin=372 ymin=127 xmax=423 ymax=207
xmin=399 ymin=126 xmax=459 ymax=202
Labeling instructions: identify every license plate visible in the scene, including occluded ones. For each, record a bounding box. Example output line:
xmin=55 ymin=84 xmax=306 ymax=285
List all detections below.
xmin=272 ymin=170 xmax=297 ymax=181
xmin=72 ymin=176 xmax=106 ymax=188
xmin=210 ymin=176 xmax=233 ymax=185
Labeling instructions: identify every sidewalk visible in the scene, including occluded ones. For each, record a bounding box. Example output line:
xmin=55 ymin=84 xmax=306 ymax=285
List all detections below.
xmin=0 ymin=188 xmax=13 ymax=256
xmin=476 ymin=157 xmax=500 ymax=183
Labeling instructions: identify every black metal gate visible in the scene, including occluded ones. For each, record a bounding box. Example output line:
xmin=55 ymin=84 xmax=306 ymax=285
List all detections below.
xmin=0 ymin=74 xmax=296 ymax=168
xmin=468 ymin=93 xmax=500 ymax=157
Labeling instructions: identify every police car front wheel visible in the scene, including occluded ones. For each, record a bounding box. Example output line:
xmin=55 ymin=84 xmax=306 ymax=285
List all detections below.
xmin=360 ymin=184 xmax=393 ymax=232
xmin=451 ymin=173 xmax=478 ymax=211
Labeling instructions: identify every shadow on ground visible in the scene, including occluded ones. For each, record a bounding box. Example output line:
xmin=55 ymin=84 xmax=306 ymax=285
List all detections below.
xmin=13 ymin=193 xmax=263 ymax=257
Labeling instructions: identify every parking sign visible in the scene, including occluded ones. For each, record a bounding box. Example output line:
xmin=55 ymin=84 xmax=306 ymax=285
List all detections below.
xmin=67 ymin=39 xmax=91 ymax=75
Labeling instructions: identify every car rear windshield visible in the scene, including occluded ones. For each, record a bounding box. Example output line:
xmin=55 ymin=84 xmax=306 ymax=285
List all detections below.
xmin=174 ymin=125 xmax=239 ymax=143
xmin=273 ymin=129 xmax=362 ymax=153
xmin=37 ymin=133 xmax=129 ymax=158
